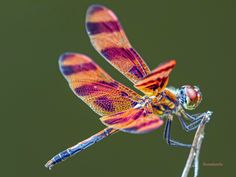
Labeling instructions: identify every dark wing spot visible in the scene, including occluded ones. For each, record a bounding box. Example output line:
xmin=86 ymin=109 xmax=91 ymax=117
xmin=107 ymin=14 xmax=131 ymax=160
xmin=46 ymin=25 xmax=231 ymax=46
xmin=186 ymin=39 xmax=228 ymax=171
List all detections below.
xmin=129 ymin=66 xmax=143 ymax=78
xmin=98 ymin=81 xmax=119 ymax=88
xmin=94 ymin=96 xmax=115 ymax=112
xmin=61 ymin=62 xmax=96 ymax=75
xmin=75 ymin=84 xmax=98 ymax=96
xmin=101 ymin=47 xmax=136 ymax=61
xmin=120 ymin=91 xmax=129 ymax=97
xmin=86 ymin=21 xmax=121 ymax=35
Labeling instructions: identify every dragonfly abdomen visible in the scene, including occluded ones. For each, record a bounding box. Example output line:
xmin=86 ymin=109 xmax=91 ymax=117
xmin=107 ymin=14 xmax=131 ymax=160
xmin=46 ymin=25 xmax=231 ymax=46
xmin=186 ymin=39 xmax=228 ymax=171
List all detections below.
xmin=45 ymin=127 xmax=117 ymax=169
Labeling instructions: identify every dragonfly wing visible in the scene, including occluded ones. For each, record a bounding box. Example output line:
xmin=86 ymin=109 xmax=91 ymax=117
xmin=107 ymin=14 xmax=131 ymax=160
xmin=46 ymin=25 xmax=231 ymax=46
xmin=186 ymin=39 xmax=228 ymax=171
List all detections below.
xmin=86 ymin=5 xmax=151 ymax=84
xmin=59 ymin=53 xmax=141 ymax=116
xmin=134 ymin=60 xmax=176 ymax=96
xmin=100 ymin=106 xmax=164 ymax=134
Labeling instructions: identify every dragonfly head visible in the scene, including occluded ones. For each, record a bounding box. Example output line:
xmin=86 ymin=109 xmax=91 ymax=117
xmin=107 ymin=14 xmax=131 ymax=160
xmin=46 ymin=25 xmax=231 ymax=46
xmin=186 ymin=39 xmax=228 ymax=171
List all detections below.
xmin=178 ymin=85 xmax=202 ymax=110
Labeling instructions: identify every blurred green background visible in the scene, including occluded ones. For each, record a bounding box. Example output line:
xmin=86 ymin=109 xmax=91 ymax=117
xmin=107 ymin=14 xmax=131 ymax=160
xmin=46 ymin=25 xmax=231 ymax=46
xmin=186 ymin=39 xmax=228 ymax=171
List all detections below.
xmin=1 ymin=0 xmax=235 ymax=177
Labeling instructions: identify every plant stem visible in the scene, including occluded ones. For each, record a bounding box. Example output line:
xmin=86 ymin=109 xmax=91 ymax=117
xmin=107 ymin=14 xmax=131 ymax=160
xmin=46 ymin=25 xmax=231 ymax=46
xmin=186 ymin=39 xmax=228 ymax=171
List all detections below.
xmin=181 ymin=111 xmax=212 ymax=177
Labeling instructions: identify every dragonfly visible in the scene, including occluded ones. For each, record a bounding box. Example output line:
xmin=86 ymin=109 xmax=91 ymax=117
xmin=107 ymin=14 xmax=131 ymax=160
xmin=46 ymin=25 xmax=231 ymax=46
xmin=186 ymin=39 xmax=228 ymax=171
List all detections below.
xmin=45 ymin=4 xmax=211 ymax=169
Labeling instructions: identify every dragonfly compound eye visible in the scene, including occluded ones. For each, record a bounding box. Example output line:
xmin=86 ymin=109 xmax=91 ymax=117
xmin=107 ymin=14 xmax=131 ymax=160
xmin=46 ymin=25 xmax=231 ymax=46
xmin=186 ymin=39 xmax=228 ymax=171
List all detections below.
xmin=179 ymin=85 xmax=202 ymax=110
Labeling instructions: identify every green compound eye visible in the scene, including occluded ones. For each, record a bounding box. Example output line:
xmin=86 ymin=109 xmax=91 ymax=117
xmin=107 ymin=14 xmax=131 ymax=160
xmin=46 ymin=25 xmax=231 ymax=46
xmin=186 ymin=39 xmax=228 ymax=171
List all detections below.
xmin=180 ymin=85 xmax=202 ymax=110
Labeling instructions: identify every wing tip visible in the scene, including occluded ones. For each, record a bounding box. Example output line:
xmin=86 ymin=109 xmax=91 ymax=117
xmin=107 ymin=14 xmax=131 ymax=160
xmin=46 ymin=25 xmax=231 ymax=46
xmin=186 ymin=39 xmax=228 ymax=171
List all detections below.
xmin=59 ymin=52 xmax=77 ymax=63
xmin=170 ymin=59 xmax=176 ymax=66
xmin=154 ymin=59 xmax=176 ymax=71
xmin=163 ymin=59 xmax=176 ymax=66
xmin=59 ymin=53 xmax=92 ymax=64
xmin=86 ymin=4 xmax=106 ymax=16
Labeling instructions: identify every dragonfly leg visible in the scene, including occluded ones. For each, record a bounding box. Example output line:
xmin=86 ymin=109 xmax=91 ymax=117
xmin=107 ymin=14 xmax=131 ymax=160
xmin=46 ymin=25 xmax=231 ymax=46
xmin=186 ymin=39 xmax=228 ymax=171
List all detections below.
xmin=163 ymin=119 xmax=192 ymax=148
xmin=178 ymin=116 xmax=202 ymax=132
xmin=182 ymin=111 xmax=205 ymax=121
xmin=178 ymin=111 xmax=213 ymax=132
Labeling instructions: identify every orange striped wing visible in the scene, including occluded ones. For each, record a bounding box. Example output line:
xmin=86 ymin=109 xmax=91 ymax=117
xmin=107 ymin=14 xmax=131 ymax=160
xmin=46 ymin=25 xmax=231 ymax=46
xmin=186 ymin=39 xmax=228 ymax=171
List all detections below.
xmin=86 ymin=5 xmax=151 ymax=84
xmin=134 ymin=60 xmax=176 ymax=96
xmin=100 ymin=106 xmax=164 ymax=134
xmin=59 ymin=53 xmax=141 ymax=116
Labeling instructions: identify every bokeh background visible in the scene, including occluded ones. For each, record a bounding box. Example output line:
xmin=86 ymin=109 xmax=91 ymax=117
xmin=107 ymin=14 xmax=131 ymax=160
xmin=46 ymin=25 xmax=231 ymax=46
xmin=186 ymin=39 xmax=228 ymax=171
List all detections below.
xmin=1 ymin=0 xmax=235 ymax=177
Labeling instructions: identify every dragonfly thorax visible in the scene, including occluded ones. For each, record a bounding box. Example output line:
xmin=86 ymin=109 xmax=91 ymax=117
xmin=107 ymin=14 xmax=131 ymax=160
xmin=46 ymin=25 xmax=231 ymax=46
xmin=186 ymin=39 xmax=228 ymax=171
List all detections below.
xmin=134 ymin=95 xmax=155 ymax=109
xmin=150 ymin=89 xmax=178 ymax=116
xmin=150 ymin=85 xmax=202 ymax=116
